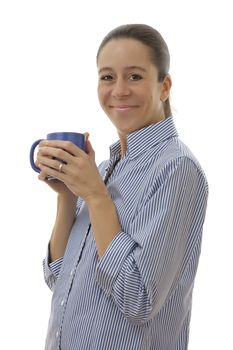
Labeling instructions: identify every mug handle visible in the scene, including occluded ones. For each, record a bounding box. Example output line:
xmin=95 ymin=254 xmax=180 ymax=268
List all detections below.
xmin=30 ymin=139 xmax=42 ymax=173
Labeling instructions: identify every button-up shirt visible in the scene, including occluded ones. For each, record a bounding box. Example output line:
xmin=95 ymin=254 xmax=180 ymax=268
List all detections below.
xmin=43 ymin=117 xmax=208 ymax=349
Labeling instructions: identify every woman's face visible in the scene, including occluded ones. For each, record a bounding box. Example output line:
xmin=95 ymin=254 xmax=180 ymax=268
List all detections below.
xmin=97 ymin=38 xmax=171 ymax=137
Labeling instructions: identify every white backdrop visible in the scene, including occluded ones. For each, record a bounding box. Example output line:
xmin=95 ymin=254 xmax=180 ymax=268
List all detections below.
xmin=0 ymin=0 xmax=232 ymax=349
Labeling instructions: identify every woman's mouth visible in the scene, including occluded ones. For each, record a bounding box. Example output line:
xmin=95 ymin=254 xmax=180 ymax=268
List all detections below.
xmin=110 ymin=105 xmax=139 ymax=111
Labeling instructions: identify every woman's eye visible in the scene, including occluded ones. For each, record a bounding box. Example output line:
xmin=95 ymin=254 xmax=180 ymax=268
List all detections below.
xmin=130 ymin=74 xmax=142 ymax=81
xmin=100 ymin=75 xmax=113 ymax=81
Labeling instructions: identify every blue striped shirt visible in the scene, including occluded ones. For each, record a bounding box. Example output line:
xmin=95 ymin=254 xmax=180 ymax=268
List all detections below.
xmin=43 ymin=116 xmax=208 ymax=349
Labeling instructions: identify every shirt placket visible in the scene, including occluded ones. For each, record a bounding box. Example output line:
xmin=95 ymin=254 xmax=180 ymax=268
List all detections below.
xmin=104 ymin=155 xmax=121 ymax=184
xmin=50 ymin=203 xmax=91 ymax=348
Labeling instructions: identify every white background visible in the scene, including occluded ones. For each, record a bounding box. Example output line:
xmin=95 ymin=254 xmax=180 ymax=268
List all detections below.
xmin=0 ymin=0 xmax=232 ymax=349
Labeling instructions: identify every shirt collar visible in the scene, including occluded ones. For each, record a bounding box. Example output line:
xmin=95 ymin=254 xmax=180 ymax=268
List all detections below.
xmin=109 ymin=116 xmax=178 ymax=161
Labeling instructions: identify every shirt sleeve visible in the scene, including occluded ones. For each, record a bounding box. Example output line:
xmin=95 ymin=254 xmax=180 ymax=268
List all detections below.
xmin=43 ymin=245 xmax=64 ymax=291
xmin=95 ymin=156 xmax=208 ymax=325
xmin=42 ymin=195 xmax=85 ymax=291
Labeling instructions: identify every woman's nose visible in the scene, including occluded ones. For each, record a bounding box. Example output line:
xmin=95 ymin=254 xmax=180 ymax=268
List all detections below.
xmin=112 ymin=79 xmax=130 ymax=98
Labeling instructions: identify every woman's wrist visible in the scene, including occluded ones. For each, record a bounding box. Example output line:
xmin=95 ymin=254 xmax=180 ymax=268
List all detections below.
xmin=87 ymin=193 xmax=121 ymax=257
xmin=57 ymin=191 xmax=77 ymax=207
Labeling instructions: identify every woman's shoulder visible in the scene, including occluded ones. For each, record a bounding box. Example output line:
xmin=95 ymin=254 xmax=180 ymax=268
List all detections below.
xmin=151 ymin=137 xmax=208 ymax=193
xmin=154 ymin=137 xmax=204 ymax=171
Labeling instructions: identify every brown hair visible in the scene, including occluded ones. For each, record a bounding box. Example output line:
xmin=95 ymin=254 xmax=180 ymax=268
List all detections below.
xmin=96 ymin=24 xmax=172 ymax=117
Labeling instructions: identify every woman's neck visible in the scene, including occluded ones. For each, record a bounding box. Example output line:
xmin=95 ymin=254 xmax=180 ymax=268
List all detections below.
xmin=119 ymin=137 xmax=127 ymax=159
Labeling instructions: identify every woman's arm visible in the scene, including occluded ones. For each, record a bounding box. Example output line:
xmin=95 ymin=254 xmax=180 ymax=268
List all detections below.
xmin=87 ymin=193 xmax=122 ymax=258
xmin=95 ymin=157 xmax=208 ymax=325
xmin=37 ymin=133 xmax=90 ymax=262
xmin=37 ymin=137 xmax=121 ymax=259
xmin=49 ymin=192 xmax=77 ymax=262
xmin=42 ymin=191 xmax=78 ymax=290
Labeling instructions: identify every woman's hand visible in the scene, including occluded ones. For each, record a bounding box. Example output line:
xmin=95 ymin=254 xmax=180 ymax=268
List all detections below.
xmin=35 ymin=133 xmax=88 ymax=196
xmin=36 ymin=134 xmax=109 ymax=203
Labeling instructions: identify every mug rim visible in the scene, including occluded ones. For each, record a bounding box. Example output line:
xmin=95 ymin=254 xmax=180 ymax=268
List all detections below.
xmin=47 ymin=132 xmax=84 ymax=136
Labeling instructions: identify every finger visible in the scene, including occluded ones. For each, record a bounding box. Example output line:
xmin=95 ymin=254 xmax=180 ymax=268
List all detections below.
xmin=35 ymin=160 xmax=41 ymax=168
xmin=38 ymin=139 xmax=47 ymax=147
xmin=37 ymin=155 xmax=65 ymax=172
xmin=39 ymin=140 xmax=87 ymax=158
xmin=84 ymin=132 xmax=90 ymax=141
xmin=38 ymin=170 xmax=48 ymax=181
xmin=38 ymin=146 xmax=73 ymax=164
xmin=85 ymin=139 xmax=95 ymax=157
xmin=39 ymin=163 xmax=66 ymax=181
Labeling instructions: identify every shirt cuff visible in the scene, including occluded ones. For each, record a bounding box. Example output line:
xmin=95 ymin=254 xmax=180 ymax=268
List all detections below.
xmin=49 ymin=257 xmax=64 ymax=279
xmin=43 ymin=246 xmax=64 ymax=280
xmin=95 ymin=231 xmax=137 ymax=296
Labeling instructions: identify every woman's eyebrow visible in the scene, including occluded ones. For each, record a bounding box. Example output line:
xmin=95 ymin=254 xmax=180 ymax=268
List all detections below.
xmin=125 ymin=66 xmax=147 ymax=72
xmin=98 ymin=66 xmax=147 ymax=74
xmin=98 ymin=67 xmax=113 ymax=74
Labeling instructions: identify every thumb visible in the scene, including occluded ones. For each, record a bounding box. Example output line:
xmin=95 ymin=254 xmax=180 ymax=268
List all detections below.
xmin=84 ymin=132 xmax=91 ymax=153
xmin=84 ymin=132 xmax=90 ymax=141
xmin=85 ymin=137 xmax=95 ymax=156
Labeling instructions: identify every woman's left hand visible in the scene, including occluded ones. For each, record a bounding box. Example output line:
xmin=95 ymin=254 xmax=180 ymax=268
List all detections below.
xmin=36 ymin=134 xmax=109 ymax=203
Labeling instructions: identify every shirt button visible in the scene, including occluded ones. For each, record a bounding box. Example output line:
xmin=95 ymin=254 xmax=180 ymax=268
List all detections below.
xmin=70 ymin=269 xmax=74 ymax=276
xmin=61 ymin=299 xmax=65 ymax=306
xmin=56 ymin=331 xmax=59 ymax=338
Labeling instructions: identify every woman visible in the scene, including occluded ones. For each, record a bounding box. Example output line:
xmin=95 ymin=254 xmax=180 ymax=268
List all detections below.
xmin=37 ymin=24 xmax=208 ymax=350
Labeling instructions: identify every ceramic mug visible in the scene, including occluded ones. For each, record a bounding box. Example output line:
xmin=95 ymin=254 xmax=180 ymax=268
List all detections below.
xmin=30 ymin=132 xmax=85 ymax=173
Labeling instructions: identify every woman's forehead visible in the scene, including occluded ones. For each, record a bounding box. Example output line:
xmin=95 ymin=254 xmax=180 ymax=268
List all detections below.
xmin=97 ymin=39 xmax=153 ymax=68
xmin=99 ymin=38 xmax=150 ymax=55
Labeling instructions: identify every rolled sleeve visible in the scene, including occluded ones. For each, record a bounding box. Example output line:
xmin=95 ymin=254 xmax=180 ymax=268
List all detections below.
xmin=95 ymin=231 xmax=138 ymax=296
xmin=43 ymin=245 xmax=64 ymax=291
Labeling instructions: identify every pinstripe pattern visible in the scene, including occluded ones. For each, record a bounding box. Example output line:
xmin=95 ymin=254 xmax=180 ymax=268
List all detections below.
xmin=43 ymin=117 xmax=208 ymax=349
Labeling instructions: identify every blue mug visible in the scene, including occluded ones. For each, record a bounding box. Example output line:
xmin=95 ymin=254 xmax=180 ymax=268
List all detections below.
xmin=30 ymin=132 xmax=85 ymax=173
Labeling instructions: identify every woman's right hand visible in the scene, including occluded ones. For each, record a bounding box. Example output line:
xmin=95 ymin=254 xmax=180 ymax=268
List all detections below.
xmin=36 ymin=132 xmax=89 ymax=198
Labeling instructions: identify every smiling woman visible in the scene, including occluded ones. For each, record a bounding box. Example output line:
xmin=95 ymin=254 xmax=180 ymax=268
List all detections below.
xmin=98 ymin=38 xmax=171 ymax=129
xmin=97 ymin=26 xmax=172 ymax=156
xmin=39 ymin=24 xmax=208 ymax=350
xmin=97 ymin=39 xmax=171 ymax=138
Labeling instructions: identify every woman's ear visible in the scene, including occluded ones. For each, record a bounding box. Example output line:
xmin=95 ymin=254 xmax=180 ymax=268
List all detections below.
xmin=160 ymin=74 xmax=172 ymax=102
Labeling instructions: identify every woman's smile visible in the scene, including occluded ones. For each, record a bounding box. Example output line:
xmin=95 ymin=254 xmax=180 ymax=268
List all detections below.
xmin=110 ymin=105 xmax=139 ymax=111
